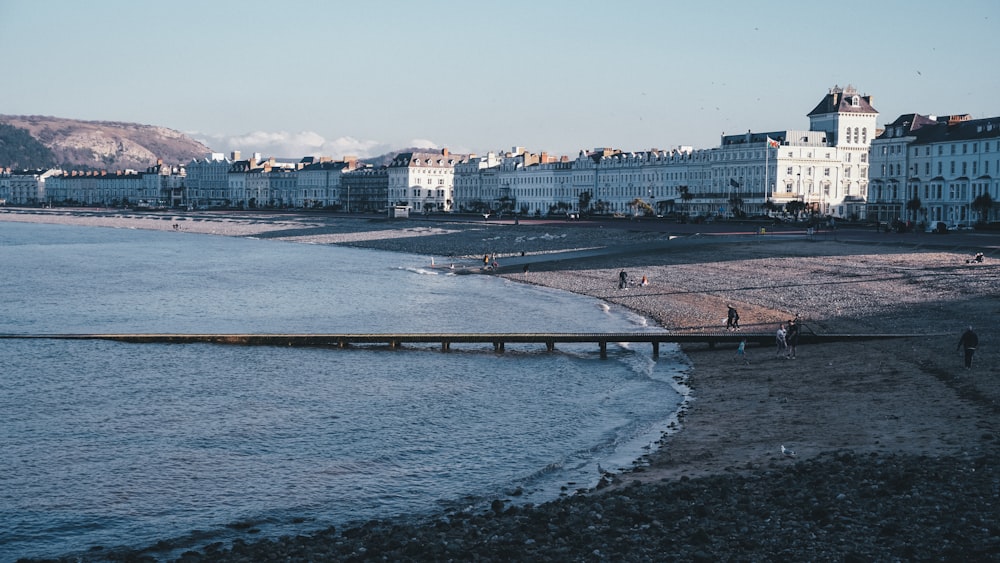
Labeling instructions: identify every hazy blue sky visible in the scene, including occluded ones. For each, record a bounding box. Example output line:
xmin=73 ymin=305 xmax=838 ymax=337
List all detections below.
xmin=2 ymin=0 xmax=997 ymax=160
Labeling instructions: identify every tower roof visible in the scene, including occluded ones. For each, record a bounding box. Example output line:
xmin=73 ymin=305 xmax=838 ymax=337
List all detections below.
xmin=808 ymin=85 xmax=877 ymax=116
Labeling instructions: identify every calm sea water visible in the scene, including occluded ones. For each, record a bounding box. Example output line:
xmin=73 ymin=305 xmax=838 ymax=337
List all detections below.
xmin=0 ymin=220 xmax=688 ymax=561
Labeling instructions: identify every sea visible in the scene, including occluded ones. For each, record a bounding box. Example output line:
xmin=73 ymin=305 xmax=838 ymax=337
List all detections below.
xmin=0 ymin=220 xmax=689 ymax=562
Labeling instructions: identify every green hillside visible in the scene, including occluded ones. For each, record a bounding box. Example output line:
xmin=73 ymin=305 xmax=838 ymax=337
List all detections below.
xmin=0 ymin=122 xmax=57 ymax=169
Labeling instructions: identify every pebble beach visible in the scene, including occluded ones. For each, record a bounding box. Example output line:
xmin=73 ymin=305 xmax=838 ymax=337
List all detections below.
xmin=4 ymin=208 xmax=999 ymax=562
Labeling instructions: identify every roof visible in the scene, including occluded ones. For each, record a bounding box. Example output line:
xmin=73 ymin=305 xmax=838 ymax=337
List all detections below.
xmin=909 ymin=115 xmax=1000 ymax=146
xmin=807 ymin=85 xmax=877 ymax=116
xmin=300 ymin=161 xmax=351 ymax=172
xmin=388 ymin=150 xmax=462 ymax=169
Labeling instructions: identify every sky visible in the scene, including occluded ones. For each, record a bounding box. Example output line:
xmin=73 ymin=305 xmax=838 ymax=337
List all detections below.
xmin=2 ymin=0 xmax=998 ymax=161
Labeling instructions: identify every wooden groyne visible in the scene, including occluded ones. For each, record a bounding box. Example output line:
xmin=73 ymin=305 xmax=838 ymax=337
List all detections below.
xmin=0 ymin=331 xmax=933 ymax=359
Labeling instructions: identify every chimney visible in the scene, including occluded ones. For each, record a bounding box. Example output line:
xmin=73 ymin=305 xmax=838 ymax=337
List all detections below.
xmin=231 ymin=151 xmax=241 ymax=161
xmin=441 ymin=148 xmax=449 ymax=157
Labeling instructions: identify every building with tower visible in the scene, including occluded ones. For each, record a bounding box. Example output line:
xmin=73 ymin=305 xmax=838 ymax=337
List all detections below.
xmin=452 ymin=85 xmax=878 ymax=220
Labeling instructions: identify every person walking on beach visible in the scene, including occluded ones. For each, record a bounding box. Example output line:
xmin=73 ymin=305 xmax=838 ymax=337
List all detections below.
xmin=775 ymin=323 xmax=787 ymax=357
xmin=726 ymin=305 xmax=740 ymax=331
xmin=618 ymin=270 xmax=628 ymax=289
xmin=735 ymin=339 xmax=749 ymax=364
xmin=785 ymin=318 xmax=800 ymax=359
xmin=957 ymin=326 xmax=979 ymax=369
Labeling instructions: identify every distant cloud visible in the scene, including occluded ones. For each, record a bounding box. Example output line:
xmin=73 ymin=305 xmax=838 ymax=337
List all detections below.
xmin=408 ymin=138 xmax=439 ymax=150
xmin=188 ymin=130 xmax=430 ymax=160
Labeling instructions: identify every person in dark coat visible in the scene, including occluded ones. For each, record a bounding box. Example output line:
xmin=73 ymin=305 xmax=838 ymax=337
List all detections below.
xmin=957 ymin=326 xmax=979 ymax=369
xmin=726 ymin=305 xmax=740 ymax=331
xmin=785 ymin=318 xmax=800 ymax=358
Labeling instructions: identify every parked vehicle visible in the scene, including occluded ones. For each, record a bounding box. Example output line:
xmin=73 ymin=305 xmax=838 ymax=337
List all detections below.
xmin=926 ymin=220 xmax=949 ymax=234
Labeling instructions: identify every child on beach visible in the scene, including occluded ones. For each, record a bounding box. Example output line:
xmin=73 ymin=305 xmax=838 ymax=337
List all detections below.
xmin=775 ymin=323 xmax=787 ymax=357
xmin=735 ymin=339 xmax=749 ymax=364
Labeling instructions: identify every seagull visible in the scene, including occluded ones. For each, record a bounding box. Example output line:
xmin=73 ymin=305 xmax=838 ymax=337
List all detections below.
xmin=781 ymin=445 xmax=797 ymax=457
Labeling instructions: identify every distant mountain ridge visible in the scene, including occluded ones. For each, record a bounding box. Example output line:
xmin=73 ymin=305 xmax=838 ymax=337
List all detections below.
xmin=0 ymin=115 xmax=212 ymax=171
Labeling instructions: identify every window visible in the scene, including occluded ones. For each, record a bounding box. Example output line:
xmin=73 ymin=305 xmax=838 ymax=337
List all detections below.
xmin=860 ymin=153 xmax=867 ymax=163
xmin=824 ymin=168 xmax=831 ymax=176
xmin=862 ymin=128 xmax=867 ymax=143
xmin=854 ymin=127 xmax=859 ymax=143
xmin=786 ymin=167 xmax=793 ymax=175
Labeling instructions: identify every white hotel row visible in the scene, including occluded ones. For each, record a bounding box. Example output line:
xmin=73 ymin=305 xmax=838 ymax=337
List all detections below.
xmin=3 ymin=85 xmax=999 ymax=224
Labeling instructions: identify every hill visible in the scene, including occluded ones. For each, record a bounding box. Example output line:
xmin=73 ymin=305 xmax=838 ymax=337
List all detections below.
xmin=0 ymin=115 xmax=212 ymax=171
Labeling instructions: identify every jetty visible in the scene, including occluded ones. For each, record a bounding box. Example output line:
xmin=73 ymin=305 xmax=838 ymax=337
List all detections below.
xmin=0 ymin=331 xmax=932 ymax=359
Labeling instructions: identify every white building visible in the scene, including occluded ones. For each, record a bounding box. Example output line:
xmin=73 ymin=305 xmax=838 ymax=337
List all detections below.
xmin=0 ymin=168 xmax=11 ymax=204
xmin=4 ymin=168 xmax=61 ymax=205
xmin=451 ymin=86 xmax=878 ymax=220
xmin=225 ymin=154 xmax=299 ymax=209
xmin=715 ymin=85 xmax=876 ymax=219
xmin=43 ymin=162 xmax=181 ymax=208
xmin=185 ymin=152 xmax=234 ymax=208
xmin=453 ymin=151 xmax=503 ymax=212
xmin=870 ymin=113 xmax=1000 ymax=226
xmin=387 ymin=149 xmax=464 ymax=213
xmin=296 ymin=157 xmax=357 ymax=209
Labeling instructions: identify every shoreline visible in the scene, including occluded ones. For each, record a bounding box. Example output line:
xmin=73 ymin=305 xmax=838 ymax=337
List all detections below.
xmin=5 ymin=209 xmax=998 ymax=561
